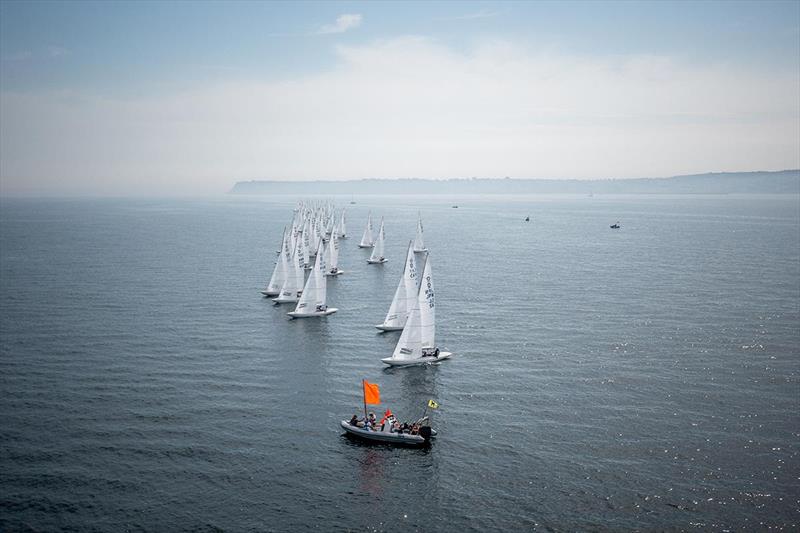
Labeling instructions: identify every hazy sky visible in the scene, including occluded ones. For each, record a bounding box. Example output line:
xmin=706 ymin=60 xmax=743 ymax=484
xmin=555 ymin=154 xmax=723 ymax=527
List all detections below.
xmin=1 ymin=0 xmax=798 ymax=195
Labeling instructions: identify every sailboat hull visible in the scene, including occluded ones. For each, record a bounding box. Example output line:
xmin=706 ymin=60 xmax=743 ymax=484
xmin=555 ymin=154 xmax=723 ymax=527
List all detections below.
xmin=324 ymin=270 xmax=344 ymax=277
xmin=381 ymin=351 xmax=453 ymax=366
xmin=413 ymin=248 xmax=428 ymax=253
xmin=375 ymin=324 xmax=404 ymax=331
xmin=288 ymin=308 xmax=338 ymax=318
xmin=261 ymin=289 xmax=280 ymax=296
xmin=272 ymin=296 xmax=298 ymax=303
xmin=358 ymin=244 xmax=374 ymax=248
xmin=367 ymin=258 xmax=387 ymax=264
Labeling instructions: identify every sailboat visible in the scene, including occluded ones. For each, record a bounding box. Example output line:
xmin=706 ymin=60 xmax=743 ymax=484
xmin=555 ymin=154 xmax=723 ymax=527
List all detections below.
xmin=288 ymin=241 xmax=338 ymax=318
xmin=339 ymin=209 xmax=347 ymax=238
xmin=413 ymin=212 xmax=427 ymax=253
xmin=261 ymin=228 xmax=287 ymax=296
xmin=324 ymin=230 xmax=343 ymax=276
xmin=358 ymin=212 xmax=374 ymax=248
xmin=381 ymin=255 xmax=452 ymax=366
xmin=367 ymin=218 xmax=387 ymax=264
xmin=272 ymin=236 xmax=305 ymax=303
xmin=376 ymin=241 xmax=417 ymax=331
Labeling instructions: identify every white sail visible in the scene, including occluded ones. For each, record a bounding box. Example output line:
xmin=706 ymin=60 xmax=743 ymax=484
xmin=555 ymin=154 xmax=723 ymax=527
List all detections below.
xmin=325 ymin=230 xmax=340 ymax=275
xmin=418 ymin=256 xmax=435 ymax=349
xmin=292 ymin=241 xmax=328 ymax=314
xmin=302 ymin=220 xmax=312 ymax=268
xmin=368 ymin=218 xmax=386 ymax=262
xmin=379 ymin=241 xmax=418 ymax=329
xmin=389 ymin=284 xmax=423 ymax=361
xmin=359 ymin=212 xmax=374 ymax=248
xmin=264 ymin=227 xmax=287 ymax=294
xmin=339 ymin=209 xmax=347 ymax=238
xmin=274 ymin=235 xmax=304 ymax=301
xmin=413 ymin=212 xmax=427 ymax=252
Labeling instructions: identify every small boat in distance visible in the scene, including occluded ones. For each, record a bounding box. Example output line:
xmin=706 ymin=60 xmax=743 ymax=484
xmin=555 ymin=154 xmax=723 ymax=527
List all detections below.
xmin=358 ymin=212 xmax=375 ymax=248
xmin=610 ymin=222 xmax=620 ymax=229
xmin=324 ymin=231 xmax=344 ymax=276
xmin=367 ymin=218 xmax=387 ymax=264
xmin=525 ymin=216 xmax=530 ymax=222
xmin=261 ymin=227 xmax=287 ymax=296
xmin=273 ymin=237 xmax=306 ymax=304
xmin=451 ymin=205 xmax=458 ymax=208
xmin=413 ymin=212 xmax=427 ymax=252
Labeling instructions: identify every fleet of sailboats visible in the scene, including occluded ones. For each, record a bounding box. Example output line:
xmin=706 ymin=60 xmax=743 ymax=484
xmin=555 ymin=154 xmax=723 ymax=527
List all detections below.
xmin=260 ymin=202 xmax=452 ymax=443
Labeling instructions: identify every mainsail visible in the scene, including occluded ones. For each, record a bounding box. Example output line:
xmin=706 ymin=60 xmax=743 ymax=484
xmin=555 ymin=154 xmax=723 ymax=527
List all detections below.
xmin=368 ymin=218 xmax=386 ymax=262
xmin=359 ymin=212 xmax=374 ymax=248
xmin=380 ymin=241 xmax=418 ymax=329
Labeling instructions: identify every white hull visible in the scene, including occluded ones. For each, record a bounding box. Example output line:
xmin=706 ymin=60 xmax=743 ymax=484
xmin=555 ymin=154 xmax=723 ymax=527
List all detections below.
xmin=375 ymin=324 xmax=404 ymax=331
xmin=272 ymin=296 xmax=298 ymax=303
xmin=413 ymin=248 xmax=428 ymax=253
xmin=324 ymin=270 xmax=344 ymax=277
xmin=340 ymin=420 xmax=429 ymax=446
xmin=367 ymin=258 xmax=387 ymax=264
xmin=381 ymin=351 xmax=453 ymax=366
xmin=358 ymin=244 xmax=374 ymax=248
xmin=288 ymin=308 xmax=338 ymax=318
xmin=261 ymin=289 xmax=280 ymax=296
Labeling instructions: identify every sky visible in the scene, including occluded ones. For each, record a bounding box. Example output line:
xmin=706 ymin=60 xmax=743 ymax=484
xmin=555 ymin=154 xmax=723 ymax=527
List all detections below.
xmin=1 ymin=0 xmax=798 ymax=196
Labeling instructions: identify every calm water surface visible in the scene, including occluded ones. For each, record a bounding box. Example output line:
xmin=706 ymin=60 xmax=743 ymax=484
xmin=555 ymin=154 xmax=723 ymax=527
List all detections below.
xmin=1 ymin=194 xmax=798 ymax=531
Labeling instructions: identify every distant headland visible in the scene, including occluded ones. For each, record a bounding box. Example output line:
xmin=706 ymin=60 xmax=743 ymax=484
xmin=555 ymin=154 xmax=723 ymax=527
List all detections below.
xmin=230 ymin=170 xmax=799 ymax=195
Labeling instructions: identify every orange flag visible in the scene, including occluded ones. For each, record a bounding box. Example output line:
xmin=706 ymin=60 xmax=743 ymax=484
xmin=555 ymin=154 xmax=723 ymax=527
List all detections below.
xmin=363 ymin=380 xmax=380 ymax=405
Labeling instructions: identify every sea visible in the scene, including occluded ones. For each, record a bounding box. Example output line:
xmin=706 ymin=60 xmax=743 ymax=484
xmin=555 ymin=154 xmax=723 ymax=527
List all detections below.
xmin=1 ymin=194 xmax=798 ymax=531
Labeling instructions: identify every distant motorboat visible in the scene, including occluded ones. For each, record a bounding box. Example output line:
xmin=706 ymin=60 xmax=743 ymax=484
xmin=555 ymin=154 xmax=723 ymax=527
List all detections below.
xmin=451 ymin=205 xmax=458 ymax=209
xmin=525 ymin=216 xmax=530 ymax=222
xmin=610 ymin=222 xmax=620 ymax=229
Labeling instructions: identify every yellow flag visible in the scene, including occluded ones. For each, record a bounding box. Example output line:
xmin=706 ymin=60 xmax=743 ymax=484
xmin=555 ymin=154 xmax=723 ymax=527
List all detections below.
xmin=427 ymin=399 xmax=439 ymax=409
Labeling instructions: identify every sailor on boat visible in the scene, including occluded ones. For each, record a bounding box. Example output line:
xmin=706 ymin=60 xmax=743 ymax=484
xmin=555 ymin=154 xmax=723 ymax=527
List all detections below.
xmin=422 ymin=347 xmax=440 ymax=358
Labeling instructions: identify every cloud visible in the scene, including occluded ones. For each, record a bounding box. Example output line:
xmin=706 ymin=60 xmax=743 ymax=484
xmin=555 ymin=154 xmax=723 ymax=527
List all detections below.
xmin=317 ymin=14 xmax=362 ymax=35
xmin=1 ymin=38 xmax=798 ymax=195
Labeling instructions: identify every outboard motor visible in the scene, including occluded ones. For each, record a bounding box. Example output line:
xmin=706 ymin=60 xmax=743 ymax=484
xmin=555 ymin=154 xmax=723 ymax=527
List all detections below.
xmin=419 ymin=426 xmax=433 ymax=443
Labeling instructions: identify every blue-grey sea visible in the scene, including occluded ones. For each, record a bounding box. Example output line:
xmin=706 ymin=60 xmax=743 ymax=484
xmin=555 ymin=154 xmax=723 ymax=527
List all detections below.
xmin=1 ymin=194 xmax=798 ymax=531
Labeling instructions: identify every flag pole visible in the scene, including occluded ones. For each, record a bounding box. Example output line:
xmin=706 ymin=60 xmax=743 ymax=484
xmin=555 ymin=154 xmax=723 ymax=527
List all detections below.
xmin=362 ymin=379 xmax=368 ymax=422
